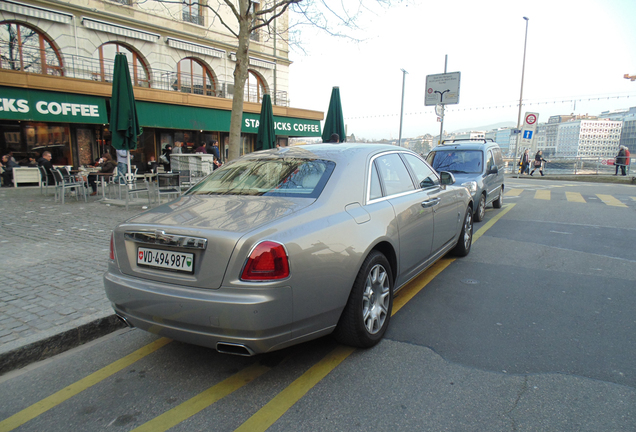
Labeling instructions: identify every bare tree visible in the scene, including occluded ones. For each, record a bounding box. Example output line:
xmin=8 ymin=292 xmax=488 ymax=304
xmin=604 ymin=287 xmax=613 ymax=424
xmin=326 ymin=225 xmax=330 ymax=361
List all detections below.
xmin=139 ymin=0 xmax=392 ymax=161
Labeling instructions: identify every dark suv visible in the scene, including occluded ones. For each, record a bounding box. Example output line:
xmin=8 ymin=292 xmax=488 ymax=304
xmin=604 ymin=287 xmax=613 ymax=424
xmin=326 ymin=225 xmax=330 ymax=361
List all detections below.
xmin=426 ymin=139 xmax=504 ymax=222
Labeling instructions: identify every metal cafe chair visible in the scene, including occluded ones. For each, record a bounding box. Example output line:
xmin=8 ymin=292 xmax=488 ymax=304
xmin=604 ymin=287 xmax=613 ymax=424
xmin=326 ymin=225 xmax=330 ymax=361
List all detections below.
xmin=37 ymin=165 xmax=50 ymax=195
xmin=156 ymin=172 xmax=181 ymax=203
xmin=123 ymin=173 xmax=152 ymax=210
xmin=51 ymin=168 xmax=87 ymax=204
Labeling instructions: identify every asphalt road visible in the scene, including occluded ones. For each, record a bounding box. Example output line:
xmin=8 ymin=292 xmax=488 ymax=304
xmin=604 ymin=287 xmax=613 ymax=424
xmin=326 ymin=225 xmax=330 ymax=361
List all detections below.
xmin=1 ymin=178 xmax=635 ymax=431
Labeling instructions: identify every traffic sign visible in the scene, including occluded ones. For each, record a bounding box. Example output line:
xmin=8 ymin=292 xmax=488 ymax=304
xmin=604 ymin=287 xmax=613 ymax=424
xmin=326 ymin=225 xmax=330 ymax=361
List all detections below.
xmin=518 ymin=112 xmax=539 ymax=149
xmin=425 ymin=72 xmax=461 ymax=106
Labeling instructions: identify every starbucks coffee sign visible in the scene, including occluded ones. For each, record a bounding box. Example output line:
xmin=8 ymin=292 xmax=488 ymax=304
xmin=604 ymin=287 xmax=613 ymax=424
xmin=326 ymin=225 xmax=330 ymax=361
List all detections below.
xmin=0 ymin=86 xmax=108 ymax=123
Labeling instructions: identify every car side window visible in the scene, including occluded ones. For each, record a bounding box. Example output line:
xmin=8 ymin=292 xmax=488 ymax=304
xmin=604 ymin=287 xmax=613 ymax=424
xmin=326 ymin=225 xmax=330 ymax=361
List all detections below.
xmin=369 ymin=162 xmax=383 ymax=200
xmin=374 ymin=153 xmax=415 ymax=196
xmin=402 ymin=154 xmax=438 ymax=189
xmin=486 ymin=150 xmax=494 ymax=171
xmin=493 ymin=148 xmax=503 ymax=166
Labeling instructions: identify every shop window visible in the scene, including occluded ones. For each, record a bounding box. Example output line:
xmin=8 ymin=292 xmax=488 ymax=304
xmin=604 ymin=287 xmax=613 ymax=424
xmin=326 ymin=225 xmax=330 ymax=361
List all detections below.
xmin=25 ymin=123 xmax=72 ymax=166
xmin=244 ymin=70 xmax=266 ymax=103
xmin=92 ymin=42 xmax=150 ymax=87
xmin=0 ymin=22 xmax=63 ymax=75
xmin=176 ymin=58 xmax=216 ymax=96
xmin=183 ymin=0 xmax=205 ymax=25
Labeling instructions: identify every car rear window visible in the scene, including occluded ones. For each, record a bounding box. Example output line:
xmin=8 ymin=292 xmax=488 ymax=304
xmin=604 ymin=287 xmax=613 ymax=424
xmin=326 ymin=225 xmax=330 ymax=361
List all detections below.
xmin=186 ymin=157 xmax=335 ymax=198
xmin=427 ymin=150 xmax=483 ymax=174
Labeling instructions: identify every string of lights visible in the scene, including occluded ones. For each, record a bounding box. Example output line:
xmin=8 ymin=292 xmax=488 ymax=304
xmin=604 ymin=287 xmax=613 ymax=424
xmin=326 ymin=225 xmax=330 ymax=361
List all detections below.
xmin=345 ymin=92 xmax=636 ymax=120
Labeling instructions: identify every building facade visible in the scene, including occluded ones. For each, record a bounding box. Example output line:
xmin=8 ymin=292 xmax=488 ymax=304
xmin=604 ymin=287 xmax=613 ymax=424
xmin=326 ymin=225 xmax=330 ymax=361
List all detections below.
xmin=555 ymin=119 xmax=622 ymax=158
xmin=0 ymin=0 xmax=322 ymax=168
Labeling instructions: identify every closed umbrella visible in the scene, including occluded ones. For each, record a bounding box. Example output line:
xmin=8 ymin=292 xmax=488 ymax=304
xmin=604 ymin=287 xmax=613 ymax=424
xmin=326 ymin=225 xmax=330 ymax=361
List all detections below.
xmin=321 ymin=86 xmax=346 ymax=143
xmin=255 ymin=94 xmax=276 ymax=151
xmin=110 ymin=53 xmax=142 ymax=184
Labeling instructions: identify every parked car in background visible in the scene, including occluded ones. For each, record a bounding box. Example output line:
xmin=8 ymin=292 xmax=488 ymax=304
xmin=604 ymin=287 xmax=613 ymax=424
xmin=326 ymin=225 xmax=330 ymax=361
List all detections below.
xmin=104 ymin=144 xmax=474 ymax=355
xmin=426 ymin=139 xmax=505 ymax=222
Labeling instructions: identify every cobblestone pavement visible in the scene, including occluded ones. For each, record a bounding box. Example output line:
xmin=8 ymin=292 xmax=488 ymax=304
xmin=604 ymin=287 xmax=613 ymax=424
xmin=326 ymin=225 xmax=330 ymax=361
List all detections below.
xmin=0 ymin=186 xmax=150 ymax=371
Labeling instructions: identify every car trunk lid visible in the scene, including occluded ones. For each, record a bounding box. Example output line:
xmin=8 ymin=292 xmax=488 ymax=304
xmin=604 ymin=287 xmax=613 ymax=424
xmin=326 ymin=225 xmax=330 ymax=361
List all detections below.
xmin=114 ymin=195 xmax=312 ymax=289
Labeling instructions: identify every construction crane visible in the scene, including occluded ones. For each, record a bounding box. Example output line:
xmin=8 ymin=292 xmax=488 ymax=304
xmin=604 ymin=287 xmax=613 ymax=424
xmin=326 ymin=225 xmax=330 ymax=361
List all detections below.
xmin=624 ymin=74 xmax=636 ymax=81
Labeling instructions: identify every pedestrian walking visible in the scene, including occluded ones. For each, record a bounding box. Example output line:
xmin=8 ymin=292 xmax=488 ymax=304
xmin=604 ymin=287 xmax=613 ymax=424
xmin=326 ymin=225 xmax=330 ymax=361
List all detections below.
xmin=530 ymin=150 xmax=547 ymax=176
xmin=615 ymin=146 xmax=627 ymax=176
xmin=519 ymin=149 xmax=530 ymax=175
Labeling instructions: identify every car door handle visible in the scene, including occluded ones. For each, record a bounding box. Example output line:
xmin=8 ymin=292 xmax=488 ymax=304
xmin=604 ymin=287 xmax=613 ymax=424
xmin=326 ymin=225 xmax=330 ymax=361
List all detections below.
xmin=421 ymin=198 xmax=440 ymax=208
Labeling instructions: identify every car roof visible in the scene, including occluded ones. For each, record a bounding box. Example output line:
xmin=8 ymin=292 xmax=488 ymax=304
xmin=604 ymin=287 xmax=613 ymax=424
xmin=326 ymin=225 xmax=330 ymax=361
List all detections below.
xmin=431 ymin=140 xmax=499 ymax=151
xmin=247 ymin=143 xmax=414 ymax=164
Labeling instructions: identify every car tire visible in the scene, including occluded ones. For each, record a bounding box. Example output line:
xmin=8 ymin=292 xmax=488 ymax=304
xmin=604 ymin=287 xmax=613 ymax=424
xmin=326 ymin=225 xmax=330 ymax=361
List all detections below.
xmin=333 ymin=251 xmax=393 ymax=348
xmin=492 ymin=188 xmax=503 ymax=209
xmin=452 ymin=206 xmax=473 ymax=257
xmin=474 ymin=193 xmax=486 ymax=222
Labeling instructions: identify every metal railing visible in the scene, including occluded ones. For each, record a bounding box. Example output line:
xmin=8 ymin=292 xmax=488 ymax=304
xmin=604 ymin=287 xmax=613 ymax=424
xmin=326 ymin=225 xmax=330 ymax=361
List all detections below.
xmin=503 ymin=156 xmax=632 ymax=175
xmin=0 ymin=41 xmax=289 ymax=106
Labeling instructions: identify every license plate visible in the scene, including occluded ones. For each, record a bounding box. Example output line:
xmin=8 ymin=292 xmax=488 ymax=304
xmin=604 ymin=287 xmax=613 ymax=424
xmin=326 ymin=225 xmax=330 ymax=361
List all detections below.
xmin=137 ymin=247 xmax=194 ymax=273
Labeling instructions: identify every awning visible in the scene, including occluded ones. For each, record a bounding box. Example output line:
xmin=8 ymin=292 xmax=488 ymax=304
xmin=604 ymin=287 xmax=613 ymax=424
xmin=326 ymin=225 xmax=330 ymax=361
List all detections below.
xmin=82 ymin=18 xmax=161 ymax=42
xmin=228 ymin=53 xmax=276 ymax=70
xmin=0 ymin=86 xmax=108 ymax=124
xmin=167 ymin=38 xmax=225 ymax=59
xmin=0 ymin=0 xmax=72 ymax=23
xmin=136 ymin=101 xmax=321 ymax=137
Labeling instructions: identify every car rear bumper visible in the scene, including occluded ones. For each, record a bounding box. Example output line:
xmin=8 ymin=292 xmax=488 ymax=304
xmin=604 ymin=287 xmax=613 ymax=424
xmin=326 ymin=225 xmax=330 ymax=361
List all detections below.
xmin=104 ymin=267 xmax=293 ymax=355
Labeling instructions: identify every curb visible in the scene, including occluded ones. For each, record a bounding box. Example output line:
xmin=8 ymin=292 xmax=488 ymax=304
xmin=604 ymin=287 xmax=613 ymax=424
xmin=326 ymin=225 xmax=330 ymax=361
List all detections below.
xmin=0 ymin=315 xmax=125 ymax=375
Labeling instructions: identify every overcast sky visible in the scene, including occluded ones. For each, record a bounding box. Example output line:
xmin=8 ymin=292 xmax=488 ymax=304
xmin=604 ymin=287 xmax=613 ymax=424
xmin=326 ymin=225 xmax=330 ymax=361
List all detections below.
xmin=288 ymin=0 xmax=636 ymax=140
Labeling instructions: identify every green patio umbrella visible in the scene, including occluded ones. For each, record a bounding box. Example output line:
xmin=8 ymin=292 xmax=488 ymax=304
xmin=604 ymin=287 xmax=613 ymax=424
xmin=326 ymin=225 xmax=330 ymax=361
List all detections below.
xmin=255 ymin=94 xmax=276 ymax=151
xmin=321 ymin=86 xmax=346 ymax=143
xmin=110 ymin=53 xmax=142 ymax=181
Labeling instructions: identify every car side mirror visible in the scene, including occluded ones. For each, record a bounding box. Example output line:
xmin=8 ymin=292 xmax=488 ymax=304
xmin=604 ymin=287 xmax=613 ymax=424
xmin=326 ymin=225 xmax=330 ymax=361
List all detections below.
xmin=488 ymin=165 xmax=499 ymax=174
xmin=439 ymin=171 xmax=455 ymax=186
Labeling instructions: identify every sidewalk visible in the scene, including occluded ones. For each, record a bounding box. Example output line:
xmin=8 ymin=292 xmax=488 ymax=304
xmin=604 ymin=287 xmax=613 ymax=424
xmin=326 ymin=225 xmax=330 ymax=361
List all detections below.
xmin=0 ymin=186 xmax=152 ymax=374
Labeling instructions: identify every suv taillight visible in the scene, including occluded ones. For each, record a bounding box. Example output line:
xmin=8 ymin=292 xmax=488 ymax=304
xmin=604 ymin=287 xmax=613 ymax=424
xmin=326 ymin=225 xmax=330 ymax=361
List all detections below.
xmin=109 ymin=232 xmax=115 ymax=260
xmin=241 ymin=241 xmax=289 ymax=281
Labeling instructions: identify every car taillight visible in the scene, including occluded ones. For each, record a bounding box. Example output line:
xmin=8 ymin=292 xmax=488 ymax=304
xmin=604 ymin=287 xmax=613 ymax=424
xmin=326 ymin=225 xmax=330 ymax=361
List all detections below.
xmin=109 ymin=232 xmax=115 ymax=260
xmin=241 ymin=241 xmax=289 ymax=281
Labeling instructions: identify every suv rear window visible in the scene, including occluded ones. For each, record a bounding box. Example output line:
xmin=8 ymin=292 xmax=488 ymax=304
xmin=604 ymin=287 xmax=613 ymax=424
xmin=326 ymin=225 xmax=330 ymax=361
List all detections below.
xmin=187 ymin=157 xmax=335 ymax=198
xmin=427 ymin=150 xmax=483 ymax=174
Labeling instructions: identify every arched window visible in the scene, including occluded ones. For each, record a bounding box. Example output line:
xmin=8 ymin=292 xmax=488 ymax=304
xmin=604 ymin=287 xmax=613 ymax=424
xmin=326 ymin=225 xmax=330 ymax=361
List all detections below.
xmin=244 ymin=70 xmax=266 ymax=103
xmin=176 ymin=57 xmax=216 ymax=96
xmin=92 ymin=42 xmax=150 ymax=87
xmin=0 ymin=22 xmax=63 ymax=75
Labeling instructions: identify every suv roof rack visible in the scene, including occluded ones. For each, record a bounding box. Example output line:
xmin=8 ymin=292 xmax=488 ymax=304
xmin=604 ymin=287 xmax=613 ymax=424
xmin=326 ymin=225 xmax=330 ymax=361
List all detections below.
xmin=440 ymin=138 xmax=495 ymax=145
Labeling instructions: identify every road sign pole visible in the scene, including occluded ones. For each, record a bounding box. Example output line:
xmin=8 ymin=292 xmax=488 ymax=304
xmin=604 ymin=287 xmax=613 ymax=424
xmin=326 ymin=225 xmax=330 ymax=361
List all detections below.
xmin=438 ymin=55 xmax=447 ymax=144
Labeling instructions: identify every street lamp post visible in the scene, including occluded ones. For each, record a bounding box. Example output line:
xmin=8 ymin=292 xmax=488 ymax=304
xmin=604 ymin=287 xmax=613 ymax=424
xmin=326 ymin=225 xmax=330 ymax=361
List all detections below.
xmin=398 ymin=68 xmax=408 ymax=147
xmin=515 ymin=16 xmax=530 ymax=161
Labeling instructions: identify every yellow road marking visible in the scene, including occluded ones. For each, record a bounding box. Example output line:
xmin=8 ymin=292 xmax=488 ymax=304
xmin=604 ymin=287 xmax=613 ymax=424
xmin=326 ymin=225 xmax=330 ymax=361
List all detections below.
xmin=565 ymin=192 xmax=586 ymax=203
xmin=234 ymin=203 xmax=516 ymax=432
xmin=0 ymin=338 xmax=171 ymax=432
xmin=596 ymin=194 xmax=627 ymax=207
xmin=505 ymin=188 xmax=523 ymax=196
xmin=132 ymin=363 xmax=271 ymax=432
xmin=473 ymin=203 xmax=515 ymax=243
xmin=233 ymin=345 xmax=356 ymax=432
xmin=630 ymin=197 xmax=636 ymax=201
xmin=534 ymin=190 xmax=550 ymax=200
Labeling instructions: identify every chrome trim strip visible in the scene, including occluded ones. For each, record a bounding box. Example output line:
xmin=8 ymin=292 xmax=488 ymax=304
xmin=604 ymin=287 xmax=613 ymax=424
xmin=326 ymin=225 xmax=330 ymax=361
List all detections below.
xmin=124 ymin=231 xmax=208 ymax=250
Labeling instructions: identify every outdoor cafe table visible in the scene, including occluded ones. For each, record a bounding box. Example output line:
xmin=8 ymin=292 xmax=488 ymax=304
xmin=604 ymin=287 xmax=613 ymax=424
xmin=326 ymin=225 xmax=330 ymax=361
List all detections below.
xmin=96 ymin=172 xmax=114 ymax=199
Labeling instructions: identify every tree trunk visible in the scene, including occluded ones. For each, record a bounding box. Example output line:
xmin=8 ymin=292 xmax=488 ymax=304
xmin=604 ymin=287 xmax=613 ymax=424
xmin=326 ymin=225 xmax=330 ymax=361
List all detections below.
xmin=227 ymin=0 xmax=252 ymax=162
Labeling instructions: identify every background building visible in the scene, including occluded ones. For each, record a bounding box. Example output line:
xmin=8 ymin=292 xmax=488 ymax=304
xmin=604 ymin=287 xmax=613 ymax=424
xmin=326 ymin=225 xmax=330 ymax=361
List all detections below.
xmin=0 ymin=0 xmax=322 ymax=168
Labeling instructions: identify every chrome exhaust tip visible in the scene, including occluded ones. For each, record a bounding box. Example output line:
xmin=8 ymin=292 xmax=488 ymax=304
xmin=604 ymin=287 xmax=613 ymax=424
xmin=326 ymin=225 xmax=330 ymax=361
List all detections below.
xmin=116 ymin=314 xmax=135 ymax=328
xmin=216 ymin=342 xmax=254 ymax=356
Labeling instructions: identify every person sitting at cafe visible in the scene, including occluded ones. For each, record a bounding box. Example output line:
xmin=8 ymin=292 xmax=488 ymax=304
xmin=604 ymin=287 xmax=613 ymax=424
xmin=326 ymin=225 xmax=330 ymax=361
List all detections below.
xmin=88 ymin=153 xmax=116 ymax=196
xmin=146 ymin=155 xmax=158 ymax=174
xmin=37 ymin=151 xmax=55 ymax=186
xmin=1 ymin=154 xmax=19 ymax=187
